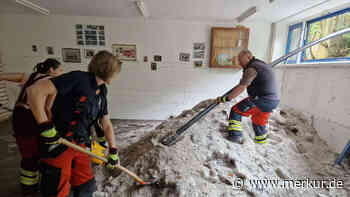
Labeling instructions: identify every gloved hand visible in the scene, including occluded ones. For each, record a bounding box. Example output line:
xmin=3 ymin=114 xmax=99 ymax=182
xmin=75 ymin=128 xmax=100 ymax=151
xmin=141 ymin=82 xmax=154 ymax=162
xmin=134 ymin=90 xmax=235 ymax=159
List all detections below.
xmin=38 ymin=121 xmax=67 ymax=158
xmin=97 ymin=136 xmax=107 ymax=148
xmin=38 ymin=121 xmax=60 ymax=145
xmin=216 ymin=96 xmax=229 ymax=104
xmin=106 ymin=147 xmax=119 ymax=169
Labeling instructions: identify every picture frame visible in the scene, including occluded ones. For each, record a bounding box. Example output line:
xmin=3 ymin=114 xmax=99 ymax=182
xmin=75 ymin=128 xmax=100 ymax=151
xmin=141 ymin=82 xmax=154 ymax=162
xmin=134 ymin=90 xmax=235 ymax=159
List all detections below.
xmin=151 ymin=62 xmax=157 ymax=71
xmin=62 ymin=48 xmax=81 ymax=63
xmin=154 ymin=55 xmax=162 ymax=62
xmin=84 ymin=49 xmax=95 ymax=58
xmin=112 ymin=44 xmax=137 ymax=61
xmin=210 ymin=26 xmax=249 ymax=68
xmin=193 ymin=43 xmax=205 ymax=59
xmin=194 ymin=60 xmax=203 ymax=67
xmin=46 ymin=46 xmax=54 ymax=55
xmin=179 ymin=53 xmax=190 ymax=62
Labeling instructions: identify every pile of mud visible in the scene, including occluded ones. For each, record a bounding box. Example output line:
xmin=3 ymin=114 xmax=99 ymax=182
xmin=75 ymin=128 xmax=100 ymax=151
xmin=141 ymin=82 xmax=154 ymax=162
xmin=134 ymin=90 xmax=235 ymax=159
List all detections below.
xmin=94 ymin=100 xmax=350 ymax=197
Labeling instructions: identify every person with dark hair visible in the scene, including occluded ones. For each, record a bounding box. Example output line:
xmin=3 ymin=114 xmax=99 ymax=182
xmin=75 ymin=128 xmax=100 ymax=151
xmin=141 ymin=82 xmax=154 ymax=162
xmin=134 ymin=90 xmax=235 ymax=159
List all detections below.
xmin=0 ymin=58 xmax=63 ymax=196
xmin=216 ymin=50 xmax=279 ymax=144
xmin=27 ymin=51 xmax=122 ymax=197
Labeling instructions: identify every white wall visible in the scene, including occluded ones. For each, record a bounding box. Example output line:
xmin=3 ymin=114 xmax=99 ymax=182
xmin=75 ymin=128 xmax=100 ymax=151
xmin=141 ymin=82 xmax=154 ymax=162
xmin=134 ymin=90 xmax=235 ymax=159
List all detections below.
xmin=0 ymin=14 xmax=271 ymax=120
xmin=272 ymin=2 xmax=350 ymax=152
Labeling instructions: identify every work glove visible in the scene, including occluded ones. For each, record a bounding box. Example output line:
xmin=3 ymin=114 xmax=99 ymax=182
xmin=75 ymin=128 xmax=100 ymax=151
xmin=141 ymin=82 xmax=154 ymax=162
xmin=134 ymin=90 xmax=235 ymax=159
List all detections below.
xmin=216 ymin=96 xmax=229 ymax=104
xmin=38 ymin=121 xmax=67 ymax=158
xmin=106 ymin=147 xmax=119 ymax=169
xmin=38 ymin=121 xmax=60 ymax=145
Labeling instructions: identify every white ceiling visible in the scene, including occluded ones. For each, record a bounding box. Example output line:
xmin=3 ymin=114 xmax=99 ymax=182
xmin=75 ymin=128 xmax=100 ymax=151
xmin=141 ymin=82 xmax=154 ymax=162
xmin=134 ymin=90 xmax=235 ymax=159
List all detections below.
xmin=0 ymin=0 xmax=344 ymax=22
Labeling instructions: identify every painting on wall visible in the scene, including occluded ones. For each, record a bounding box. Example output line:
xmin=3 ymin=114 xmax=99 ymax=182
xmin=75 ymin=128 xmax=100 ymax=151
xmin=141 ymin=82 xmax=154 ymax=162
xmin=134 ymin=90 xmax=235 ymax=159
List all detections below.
xmin=179 ymin=53 xmax=190 ymax=62
xmin=194 ymin=60 xmax=203 ymax=67
xmin=76 ymin=24 xmax=105 ymax=46
xmin=210 ymin=26 xmax=249 ymax=68
xmin=62 ymin=48 xmax=81 ymax=63
xmin=32 ymin=45 xmax=37 ymax=52
xmin=144 ymin=56 xmax=148 ymax=62
xmin=193 ymin=43 xmax=205 ymax=59
xmin=85 ymin=49 xmax=95 ymax=58
xmin=154 ymin=55 xmax=162 ymax=62
xmin=46 ymin=46 xmax=54 ymax=55
xmin=151 ymin=62 xmax=157 ymax=71
xmin=112 ymin=44 xmax=137 ymax=61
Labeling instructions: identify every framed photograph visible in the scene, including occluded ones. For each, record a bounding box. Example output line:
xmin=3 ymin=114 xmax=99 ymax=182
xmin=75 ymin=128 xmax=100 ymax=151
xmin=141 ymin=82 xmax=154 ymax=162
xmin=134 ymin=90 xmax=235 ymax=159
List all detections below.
xmin=144 ymin=56 xmax=148 ymax=62
xmin=62 ymin=48 xmax=81 ymax=63
xmin=46 ymin=46 xmax=54 ymax=55
xmin=179 ymin=53 xmax=190 ymax=62
xmin=193 ymin=43 xmax=205 ymax=59
xmin=32 ymin=45 xmax=37 ymax=52
xmin=85 ymin=49 xmax=95 ymax=58
xmin=210 ymin=26 xmax=249 ymax=68
xmin=154 ymin=55 xmax=162 ymax=62
xmin=112 ymin=44 xmax=137 ymax=61
xmin=194 ymin=60 xmax=203 ymax=67
xmin=151 ymin=62 xmax=157 ymax=71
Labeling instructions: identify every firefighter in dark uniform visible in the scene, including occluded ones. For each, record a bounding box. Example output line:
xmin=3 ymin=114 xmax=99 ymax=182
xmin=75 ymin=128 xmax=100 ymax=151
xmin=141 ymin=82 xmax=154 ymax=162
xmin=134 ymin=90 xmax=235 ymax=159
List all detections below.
xmin=217 ymin=50 xmax=279 ymax=144
xmin=27 ymin=51 xmax=122 ymax=197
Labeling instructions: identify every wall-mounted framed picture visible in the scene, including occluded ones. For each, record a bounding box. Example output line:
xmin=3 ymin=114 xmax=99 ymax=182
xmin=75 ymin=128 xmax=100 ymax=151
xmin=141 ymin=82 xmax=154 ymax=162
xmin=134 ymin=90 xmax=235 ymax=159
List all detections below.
xmin=62 ymin=48 xmax=81 ymax=63
xmin=194 ymin=60 xmax=203 ymax=67
xmin=210 ymin=26 xmax=249 ymax=68
xmin=151 ymin=62 xmax=157 ymax=71
xmin=112 ymin=44 xmax=137 ymax=61
xmin=85 ymin=49 xmax=95 ymax=58
xmin=46 ymin=46 xmax=54 ymax=55
xmin=179 ymin=53 xmax=190 ymax=62
xmin=154 ymin=55 xmax=162 ymax=62
xmin=193 ymin=43 xmax=205 ymax=59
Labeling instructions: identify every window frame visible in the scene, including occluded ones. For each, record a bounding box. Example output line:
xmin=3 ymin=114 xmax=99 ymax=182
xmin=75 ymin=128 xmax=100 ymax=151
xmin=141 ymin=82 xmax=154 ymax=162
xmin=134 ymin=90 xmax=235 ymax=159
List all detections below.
xmin=301 ymin=7 xmax=350 ymax=63
xmin=285 ymin=22 xmax=303 ymax=64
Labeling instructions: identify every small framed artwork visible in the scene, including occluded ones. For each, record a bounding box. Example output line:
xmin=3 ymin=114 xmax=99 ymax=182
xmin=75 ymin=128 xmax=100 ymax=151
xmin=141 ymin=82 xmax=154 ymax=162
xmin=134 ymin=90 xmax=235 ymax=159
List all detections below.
xmin=32 ymin=45 xmax=37 ymax=52
xmin=112 ymin=44 xmax=137 ymax=61
xmin=151 ymin=62 xmax=157 ymax=71
xmin=144 ymin=56 xmax=148 ymax=62
xmin=193 ymin=43 xmax=205 ymax=59
xmin=85 ymin=49 xmax=95 ymax=58
xmin=179 ymin=53 xmax=190 ymax=62
xmin=46 ymin=46 xmax=54 ymax=55
xmin=154 ymin=55 xmax=162 ymax=62
xmin=194 ymin=60 xmax=203 ymax=67
xmin=62 ymin=48 xmax=81 ymax=63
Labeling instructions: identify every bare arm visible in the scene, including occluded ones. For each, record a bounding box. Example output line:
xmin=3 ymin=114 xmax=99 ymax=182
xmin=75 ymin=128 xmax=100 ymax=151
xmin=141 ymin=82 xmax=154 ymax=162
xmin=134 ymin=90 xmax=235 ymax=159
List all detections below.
xmin=227 ymin=68 xmax=257 ymax=101
xmin=100 ymin=115 xmax=116 ymax=148
xmin=45 ymin=93 xmax=56 ymax=121
xmin=0 ymin=73 xmax=28 ymax=84
xmin=27 ymin=79 xmax=57 ymax=124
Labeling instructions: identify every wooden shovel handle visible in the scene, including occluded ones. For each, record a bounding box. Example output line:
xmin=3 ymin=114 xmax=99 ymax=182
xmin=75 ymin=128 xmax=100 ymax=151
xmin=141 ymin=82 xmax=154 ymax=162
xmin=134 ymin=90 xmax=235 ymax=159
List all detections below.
xmin=58 ymin=138 xmax=146 ymax=185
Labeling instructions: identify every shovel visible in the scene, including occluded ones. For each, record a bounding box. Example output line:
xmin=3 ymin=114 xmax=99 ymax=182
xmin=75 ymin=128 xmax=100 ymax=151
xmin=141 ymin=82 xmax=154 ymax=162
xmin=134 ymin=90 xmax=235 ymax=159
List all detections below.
xmin=58 ymin=138 xmax=147 ymax=185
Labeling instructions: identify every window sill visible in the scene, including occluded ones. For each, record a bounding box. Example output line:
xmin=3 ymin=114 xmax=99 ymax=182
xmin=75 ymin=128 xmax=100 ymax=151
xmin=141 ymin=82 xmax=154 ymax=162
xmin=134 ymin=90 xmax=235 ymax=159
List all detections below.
xmin=275 ymin=61 xmax=350 ymax=69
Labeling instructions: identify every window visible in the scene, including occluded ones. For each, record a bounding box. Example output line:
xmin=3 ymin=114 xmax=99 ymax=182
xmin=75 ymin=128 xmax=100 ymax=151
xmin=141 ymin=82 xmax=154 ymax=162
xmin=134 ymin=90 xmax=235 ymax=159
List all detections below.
xmin=285 ymin=23 xmax=303 ymax=64
xmin=303 ymin=8 xmax=350 ymax=62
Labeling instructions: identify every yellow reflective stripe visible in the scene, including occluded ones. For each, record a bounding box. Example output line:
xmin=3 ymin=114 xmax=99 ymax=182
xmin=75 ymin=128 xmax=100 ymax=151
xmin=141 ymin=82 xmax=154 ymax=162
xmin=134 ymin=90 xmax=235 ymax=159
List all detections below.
xmin=255 ymin=134 xmax=267 ymax=140
xmin=229 ymin=125 xmax=242 ymax=129
xmin=41 ymin=127 xmax=57 ymax=138
xmin=255 ymin=139 xmax=267 ymax=144
xmin=20 ymin=176 xmax=39 ymax=186
xmin=20 ymin=168 xmax=38 ymax=177
xmin=229 ymin=120 xmax=241 ymax=124
xmin=228 ymin=127 xmax=242 ymax=131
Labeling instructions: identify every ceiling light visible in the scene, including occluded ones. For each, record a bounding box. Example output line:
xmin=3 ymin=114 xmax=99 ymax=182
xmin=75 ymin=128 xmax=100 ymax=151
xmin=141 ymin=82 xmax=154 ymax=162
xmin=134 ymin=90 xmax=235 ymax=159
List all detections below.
xmin=135 ymin=0 xmax=150 ymax=18
xmin=236 ymin=6 xmax=257 ymax=23
xmin=15 ymin=0 xmax=50 ymax=15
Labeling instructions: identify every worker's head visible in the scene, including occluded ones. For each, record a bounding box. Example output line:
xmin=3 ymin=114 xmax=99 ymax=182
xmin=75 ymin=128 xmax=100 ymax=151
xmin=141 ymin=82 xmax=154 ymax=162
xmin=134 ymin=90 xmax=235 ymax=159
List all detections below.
xmin=34 ymin=58 xmax=63 ymax=77
xmin=238 ymin=50 xmax=253 ymax=68
xmin=88 ymin=50 xmax=122 ymax=84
